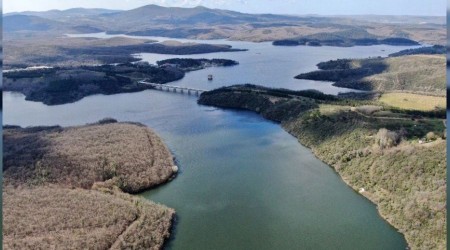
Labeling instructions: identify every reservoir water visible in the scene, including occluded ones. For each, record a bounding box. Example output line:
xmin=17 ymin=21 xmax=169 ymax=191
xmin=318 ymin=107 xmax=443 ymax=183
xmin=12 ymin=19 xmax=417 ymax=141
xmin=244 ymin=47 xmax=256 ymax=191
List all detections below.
xmin=4 ymin=35 xmax=412 ymax=249
xmin=69 ymin=32 xmax=419 ymax=94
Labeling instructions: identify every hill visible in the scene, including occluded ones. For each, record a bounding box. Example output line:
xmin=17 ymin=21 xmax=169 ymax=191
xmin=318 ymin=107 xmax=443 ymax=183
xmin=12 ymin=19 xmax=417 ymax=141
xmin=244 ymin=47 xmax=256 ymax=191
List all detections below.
xmin=4 ymin=5 xmax=446 ymax=45
xmin=5 ymin=8 xmax=121 ymax=19
xmin=3 ymin=15 xmax=67 ymax=32
xmin=3 ymin=121 xmax=179 ymax=249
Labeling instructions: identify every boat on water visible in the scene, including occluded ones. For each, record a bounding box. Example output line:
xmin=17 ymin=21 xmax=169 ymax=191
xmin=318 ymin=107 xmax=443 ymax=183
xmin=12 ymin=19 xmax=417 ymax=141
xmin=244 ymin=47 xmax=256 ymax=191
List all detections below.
xmin=208 ymin=74 xmax=213 ymax=80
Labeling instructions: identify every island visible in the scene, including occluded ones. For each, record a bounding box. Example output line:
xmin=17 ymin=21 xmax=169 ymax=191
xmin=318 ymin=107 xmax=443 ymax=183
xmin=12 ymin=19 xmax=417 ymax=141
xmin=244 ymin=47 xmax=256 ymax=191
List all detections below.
xmin=156 ymin=58 xmax=238 ymax=71
xmin=273 ymin=37 xmax=420 ymax=47
xmin=3 ymin=119 xmax=178 ymax=249
xmin=198 ymin=84 xmax=446 ymax=250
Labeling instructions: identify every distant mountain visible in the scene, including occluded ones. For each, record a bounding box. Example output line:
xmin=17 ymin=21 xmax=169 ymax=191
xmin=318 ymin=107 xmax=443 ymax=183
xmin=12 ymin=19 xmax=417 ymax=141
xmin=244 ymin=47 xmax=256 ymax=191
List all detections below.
xmin=5 ymin=8 xmax=121 ymax=20
xmin=3 ymin=15 xmax=67 ymax=32
xmin=99 ymin=5 xmax=303 ymax=27
xmin=3 ymin=5 xmax=446 ymax=45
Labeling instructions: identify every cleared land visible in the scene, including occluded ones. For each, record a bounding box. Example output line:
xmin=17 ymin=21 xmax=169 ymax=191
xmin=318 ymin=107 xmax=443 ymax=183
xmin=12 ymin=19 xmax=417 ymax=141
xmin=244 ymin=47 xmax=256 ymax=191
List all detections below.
xmin=198 ymin=85 xmax=446 ymax=250
xmin=3 ymin=120 xmax=178 ymax=249
xmin=379 ymin=93 xmax=446 ymax=111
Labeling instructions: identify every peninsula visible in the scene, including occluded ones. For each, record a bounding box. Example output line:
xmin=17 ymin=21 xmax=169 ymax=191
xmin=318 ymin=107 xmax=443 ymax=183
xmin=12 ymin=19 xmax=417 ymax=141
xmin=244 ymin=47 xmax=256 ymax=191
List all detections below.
xmin=295 ymin=46 xmax=446 ymax=95
xmin=3 ymin=59 xmax=238 ymax=105
xmin=3 ymin=119 xmax=179 ymax=249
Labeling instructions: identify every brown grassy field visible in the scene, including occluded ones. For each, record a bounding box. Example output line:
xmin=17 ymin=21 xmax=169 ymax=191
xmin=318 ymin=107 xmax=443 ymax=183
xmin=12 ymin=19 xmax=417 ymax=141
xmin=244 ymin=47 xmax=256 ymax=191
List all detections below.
xmin=363 ymin=55 xmax=446 ymax=94
xmin=379 ymin=92 xmax=446 ymax=111
xmin=3 ymin=121 xmax=177 ymax=249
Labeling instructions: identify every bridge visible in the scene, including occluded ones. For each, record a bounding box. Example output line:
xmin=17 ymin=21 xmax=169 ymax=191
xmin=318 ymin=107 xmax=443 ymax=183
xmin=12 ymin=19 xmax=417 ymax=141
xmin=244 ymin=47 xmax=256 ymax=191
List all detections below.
xmin=139 ymin=80 xmax=207 ymax=95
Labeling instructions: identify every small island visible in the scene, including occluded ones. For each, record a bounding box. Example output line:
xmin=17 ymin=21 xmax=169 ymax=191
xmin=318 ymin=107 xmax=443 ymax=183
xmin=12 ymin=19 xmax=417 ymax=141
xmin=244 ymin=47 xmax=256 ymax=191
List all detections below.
xmin=156 ymin=58 xmax=238 ymax=71
xmin=273 ymin=36 xmax=420 ymax=47
xmin=3 ymin=119 xmax=178 ymax=249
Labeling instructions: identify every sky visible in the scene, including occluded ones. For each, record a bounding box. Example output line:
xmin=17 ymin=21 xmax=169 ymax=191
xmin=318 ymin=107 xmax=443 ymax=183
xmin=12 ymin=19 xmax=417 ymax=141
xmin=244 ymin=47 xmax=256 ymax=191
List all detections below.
xmin=3 ymin=0 xmax=447 ymax=16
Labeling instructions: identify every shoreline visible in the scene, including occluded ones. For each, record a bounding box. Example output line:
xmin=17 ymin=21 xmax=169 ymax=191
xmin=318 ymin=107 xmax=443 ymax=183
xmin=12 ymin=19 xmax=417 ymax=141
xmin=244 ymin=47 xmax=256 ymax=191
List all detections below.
xmin=219 ymin=106 xmax=414 ymax=247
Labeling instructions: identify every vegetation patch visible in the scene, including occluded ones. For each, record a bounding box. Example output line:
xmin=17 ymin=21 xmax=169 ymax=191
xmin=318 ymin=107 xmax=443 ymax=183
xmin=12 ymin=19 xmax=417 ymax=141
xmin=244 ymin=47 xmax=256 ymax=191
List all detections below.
xmin=388 ymin=45 xmax=446 ymax=57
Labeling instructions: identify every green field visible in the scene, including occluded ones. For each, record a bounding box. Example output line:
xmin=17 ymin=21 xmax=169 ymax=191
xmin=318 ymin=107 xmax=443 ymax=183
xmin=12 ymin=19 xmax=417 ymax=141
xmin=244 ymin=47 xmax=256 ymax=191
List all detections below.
xmin=379 ymin=92 xmax=446 ymax=111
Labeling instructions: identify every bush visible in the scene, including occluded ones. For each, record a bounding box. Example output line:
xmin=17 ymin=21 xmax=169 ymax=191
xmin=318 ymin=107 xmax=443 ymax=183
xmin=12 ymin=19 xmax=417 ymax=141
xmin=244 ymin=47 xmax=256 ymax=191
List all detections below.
xmin=355 ymin=105 xmax=382 ymax=115
xmin=97 ymin=118 xmax=118 ymax=124
xmin=375 ymin=128 xmax=400 ymax=149
xmin=426 ymin=132 xmax=437 ymax=141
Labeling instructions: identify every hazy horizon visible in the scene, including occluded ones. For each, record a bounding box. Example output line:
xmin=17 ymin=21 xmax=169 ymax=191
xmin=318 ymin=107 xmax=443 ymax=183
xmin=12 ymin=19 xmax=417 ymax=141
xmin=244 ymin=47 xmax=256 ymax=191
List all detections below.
xmin=4 ymin=0 xmax=446 ymax=16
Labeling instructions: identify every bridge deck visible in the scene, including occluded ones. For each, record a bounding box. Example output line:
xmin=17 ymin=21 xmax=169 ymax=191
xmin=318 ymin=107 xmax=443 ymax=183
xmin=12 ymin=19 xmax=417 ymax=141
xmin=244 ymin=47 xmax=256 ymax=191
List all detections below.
xmin=139 ymin=80 xmax=207 ymax=93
